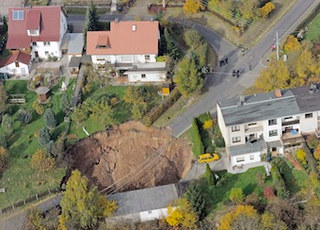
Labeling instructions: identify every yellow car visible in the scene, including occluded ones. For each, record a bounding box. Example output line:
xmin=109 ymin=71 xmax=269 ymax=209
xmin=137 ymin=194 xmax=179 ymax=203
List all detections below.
xmin=199 ymin=153 xmax=220 ymax=163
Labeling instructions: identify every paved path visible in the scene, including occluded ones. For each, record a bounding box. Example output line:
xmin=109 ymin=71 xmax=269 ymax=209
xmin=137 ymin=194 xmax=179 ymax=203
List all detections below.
xmin=71 ymin=66 xmax=85 ymax=108
xmin=167 ymin=0 xmax=318 ymax=137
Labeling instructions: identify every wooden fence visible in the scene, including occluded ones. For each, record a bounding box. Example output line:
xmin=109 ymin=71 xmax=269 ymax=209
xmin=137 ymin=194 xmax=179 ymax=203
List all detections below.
xmin=0 ymin=188 xmax=60 ymax=216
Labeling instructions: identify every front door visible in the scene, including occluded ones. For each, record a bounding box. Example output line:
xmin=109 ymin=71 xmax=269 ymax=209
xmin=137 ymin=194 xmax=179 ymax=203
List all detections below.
xmin=35 ymin=51 xmax=39 ymax=58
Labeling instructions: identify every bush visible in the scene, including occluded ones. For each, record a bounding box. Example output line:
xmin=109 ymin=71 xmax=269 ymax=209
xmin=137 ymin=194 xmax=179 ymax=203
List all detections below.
xmin=31 ymin=149 xmax=55 ymax=172
xmin=0 ymin=134 xmax=7 ymax=148
xmin=296 ymin=149 xmax=307 ymax=165
xmin=0 ymin=146 xmax=8 ymax=174
xmin=229 ymin=188 xmax=244 ymax=204
xmin=33 ymin=100 xmax=45 ymax=115
xmin=1 ymin=114 xmax=13 ymax=136
xmin=38 ymin=127 xmax=51 ymax=146
xmin=271 ymin=162 xmax=289 ymax=198
xmin=264 ymin=187 xmax=275 ymax=200
xmin=143 ymin=88 xmax=181 ymax=126
xmin=205 ymin=163 xmax=214 ymax=186
xmin=191 ymin=118 xmax=204 ymax=158
xmin=44 ymin=108 xmax=57 ymax=129
xmin=17 ymin=109 xmax=33 ymax=125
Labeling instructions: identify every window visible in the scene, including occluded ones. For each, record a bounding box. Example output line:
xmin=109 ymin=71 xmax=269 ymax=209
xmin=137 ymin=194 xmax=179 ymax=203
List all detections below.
xmin=305 ymin=113 xmax=313 ymax=119
xmin=45 ymin=51 xmax=49 ymax=55
xmin=232 ymin=136 xmax=241 ymax=143
xmin=145 ymin=55 xmax=150 ymax=61
xmin=272 ymin=147 xmax=277 ymax=151
xmin=284 ymin=116 xmax=293 ymax=120
xmin=269 ymin=130 xmax=278 ymax=137
xmin=32 ymin=42 xmax=37 ymax=46
xmin=12 ymin=10 xmax=24 ymax=20
xmin=141 ymin=74 xmax=146 ymax=78
xmin=43 ymin=42 xmax=50 ymax=46
xmin=250 ymin=155 xmax=254 ymax=160
xmin=96 ymin=58 xmax=105 ymax=61
xmin=231 ymin=125 xmax=240 ymax=132
xmin=29 ymin=30 xmax=39 ymax=36
xmin=268 ymin=119 xmax=277 ymax=126
xmin=148 ymin=211 xmax=152 ymax=214
xmin=248 ymin=123 xmax=257 ymax=126
xmin=15 ymin=62 xmax=19 ymax=68
xmin=236 ymin=157 xmax=245 ymax=162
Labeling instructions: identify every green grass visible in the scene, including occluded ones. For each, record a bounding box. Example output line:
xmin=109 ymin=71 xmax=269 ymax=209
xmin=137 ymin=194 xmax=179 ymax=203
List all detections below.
xmin=203 ymin=167 xmax=270 ymax=212
xmin=305 ymin=13 xmax=320 ymax=41
xmin=0 ymin=80 xmax=71 ymax=208
xmin=65 ymin=7 xmax=110 ymax=15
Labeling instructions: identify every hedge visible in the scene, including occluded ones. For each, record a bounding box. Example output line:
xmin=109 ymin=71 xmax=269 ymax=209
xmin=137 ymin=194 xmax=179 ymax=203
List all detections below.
xmin=271 ymin=162 xmax=289 ymax=198
xmin=303 ymin=143 xmax=319 ymax=175
xmin=143 ymin=88 xmax=181 ymax=126
xmin=192 ymin=118 xmax=204 ymax=158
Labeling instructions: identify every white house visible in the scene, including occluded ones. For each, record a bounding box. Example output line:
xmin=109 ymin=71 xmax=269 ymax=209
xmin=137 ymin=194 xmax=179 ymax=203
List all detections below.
xmin=86 ymin=20 xmax=167 ymax=83
xmin=0 ymin=51 xmax=31 ymax=75
xmin=217 ymin=84 xmax=320 ymax=166
xmin=6 ymin=6 xmax=67 ymax=60
xmin=105 ymin=183 xmax=183 ymax=224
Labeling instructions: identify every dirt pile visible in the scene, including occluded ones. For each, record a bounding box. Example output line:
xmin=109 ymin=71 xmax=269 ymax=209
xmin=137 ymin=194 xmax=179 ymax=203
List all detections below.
xmin=68 ymin=121 xmax=194 ymax=192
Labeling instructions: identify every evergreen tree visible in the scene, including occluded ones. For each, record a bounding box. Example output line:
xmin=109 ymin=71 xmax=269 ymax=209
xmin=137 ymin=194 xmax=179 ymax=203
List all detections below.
xmin=192 ymin=118 xmax=204 ymax=157
xmin=0 ymin=134 xmax=7 ymax=149
xmin=205 ymin=163 xmax=214 ymax=186
xmin=164 ymin=28 xmax=180 ymax=60
xmin=1 ymin=114 xmax=13 ymax=136
xmin=185 ymin=183 xmax=206 ymax=220
xmin=3 ymin=16 xmax=8 ymax=33
xmin=17 ymin=109 xmax=32 ymax=125
xmin=83 ymin=0 xmax=98 ymax=48
xmin=44 ymin=108 xmax=57 ymax=129
xmin=38 ymin=127 xmax=51 ymax=146
xmin=60 ymin=93 xmax=71 ymax=114
xmin=59 ymin=170 xmax=117 ymax=229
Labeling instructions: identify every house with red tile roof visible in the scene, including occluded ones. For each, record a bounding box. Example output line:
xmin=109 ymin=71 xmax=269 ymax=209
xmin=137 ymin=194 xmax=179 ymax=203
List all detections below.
xmin=6 ymin=6 xmax=67 ymax=60
xmin=0 ymin=51 xmax=31 ymax=75
xmin=87 ymin=20 xmax=167 ymax=83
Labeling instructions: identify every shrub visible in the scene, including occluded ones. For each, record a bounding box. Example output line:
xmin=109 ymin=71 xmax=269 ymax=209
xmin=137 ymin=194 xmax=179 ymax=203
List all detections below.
xmin=38 ymin=127 xmax=51 ymax=146
xmin=296 ymin=149 xmax=307 ymax=165
xmin=31 ymin=149 xmax=55 ymax=172
xmin=1 ymin=114 xmax=13 ymax=136
xmin=0 ymin=146 xmax=8 ymax=173
xmin=17 ymin=109 xmax=33 ymax=125
xmin=314 ymin=145 xmax=320 ymax=161
xmin=33 ymin=100 xmax=45 ymax=115
xmin=191 ymin=118 xmax=204 ymax=158
xmin=143 ymin=88 xmax=181 ymax=126
xmin=264 ymin=187 xmax=275 ymax=200
xmin=271 ymin=162 xmax=289 ymax=198
xmin=0 ymin=134 xmax=7 ymax=148
xmin=203 ymin=120 xmax=213 ymax=130
xmin=44 ymin=108 xmax=57 ymax=129
xmin=229 ymin=188 xmax=244 ymax=204
xmin=205 ymin=163 xmax=214 ymax=186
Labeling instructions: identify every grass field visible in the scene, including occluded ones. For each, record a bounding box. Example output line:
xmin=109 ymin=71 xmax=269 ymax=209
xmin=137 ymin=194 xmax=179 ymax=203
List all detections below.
xmin=0 ymin=80 xmax=70 ymax=208
xmin=305 ymin=14 xmax=320 ymax=41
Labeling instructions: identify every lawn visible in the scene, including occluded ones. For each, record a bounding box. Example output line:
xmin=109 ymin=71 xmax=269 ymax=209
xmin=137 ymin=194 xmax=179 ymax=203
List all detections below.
xmin=0 ymin=80 xmax=70 ymax=208
xmin=203 ymin=167 xmax=270 ymax=212
xmin=305 ymin=13 xmax=320 ymax=41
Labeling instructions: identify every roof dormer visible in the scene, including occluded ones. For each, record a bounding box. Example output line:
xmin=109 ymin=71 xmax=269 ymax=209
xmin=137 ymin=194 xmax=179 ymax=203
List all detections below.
xmin=96 ymin=35 xmax=111 ymax=49
xmin=26 ymin=10 xmax=41 ymax=37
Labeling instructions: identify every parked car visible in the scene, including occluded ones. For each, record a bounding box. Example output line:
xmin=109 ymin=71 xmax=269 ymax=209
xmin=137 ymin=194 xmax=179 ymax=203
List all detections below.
xmin=199 ymin=153 xmax=220 ymax=163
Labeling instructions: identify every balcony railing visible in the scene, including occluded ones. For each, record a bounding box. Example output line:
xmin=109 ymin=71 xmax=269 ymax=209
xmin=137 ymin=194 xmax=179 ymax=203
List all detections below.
xmin=282 ymin=119 xmax=300 ymax=126
xmin=245 ymin=125 xmax=263 ymax=133
xmin=281 ymin=132 xmax=304 ymax=145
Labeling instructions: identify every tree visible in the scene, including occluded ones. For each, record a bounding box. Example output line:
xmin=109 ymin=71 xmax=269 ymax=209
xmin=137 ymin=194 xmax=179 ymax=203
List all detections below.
xmin=304 ymin=197 xmax=320 ymax=230
xmin=192 ymin=118 xmax=204 ymax=157
xmin=123 ymin=87 xmax=149 ymax=119
xmin=183 ymin=0 xmax=205 ymax=13
xmin=166 ymin=198 xmax=198 ymax=228
xmin=218 ymin=205 xmax=258 ymax=230
xmin=86 ymin=97 xmax=115 ymax=127
xmin=71 ymin=103 xmax=89 ymax=125
xmin=239 ymin=0 xmax=257 ymax=20
xmin=255 ymin=60 xmax=290 ymax=91
xmin=60 ymin=93 xmax=71 ymax=114
xmin=185 ymin=183 xmax=206 ymax=220
xmin=0 ymin=146 xmax=8 ymax=174
xmin=44 ymin=108 xmax=57 ymax=129
xmin=0 ymin=134 xmax=7 ymax=149
xmin=164 ymin=28 xmax=180 ymax=60
xmin=284 ymin=35 xmax=301 ymax=53
xmin=83 ymin=0 xmax=98 ymax=48
xmin=296 ymin=149 xmax=307 ymax=165
xmin=3 ymin=16 xmax=8 ymax=33
xmin=17 ymin=109 xmax=32 ymax=125
xmin=31 ymin=149 xmax=55 ymax=172
xmin=38 ymin=127 xmax=51 ymax=146
xmin=184 ymin=29 xmax=203 ymax=50
xmin=313 ymin=145 xmax=320 ymax=161
xmin=32 ymin=100 xmax=45 ymax=115
xmin=1 ymin=114 xmax=13 ymax=136
xmin=203 ymin=120 xmax=213 ymax=130
xmin=295 ymin=46 xmax=318 ymax=82
xmin=59 ymin=170 xmax=117 ymax=229
xmin=261 ymin=211 xmax=287 ymax=230
xmin=229 ymin=188 xmax=244 ymax=204
xmin=205 ymin=163 xmax=215 ymax=186
xmin=0 ymin=83 xmax=8 ymax=114
xmin=258 ymin=2 xmax=276 ymax=18
xmin=264 ymin=186 xmax=275 ymax=200
xmin=176 ymin=56 xmax=203 ymax=96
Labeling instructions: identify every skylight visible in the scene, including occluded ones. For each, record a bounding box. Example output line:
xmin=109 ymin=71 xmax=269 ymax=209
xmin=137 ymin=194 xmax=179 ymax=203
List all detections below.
xmin=12 ymin=10 xmax=24 ymax=20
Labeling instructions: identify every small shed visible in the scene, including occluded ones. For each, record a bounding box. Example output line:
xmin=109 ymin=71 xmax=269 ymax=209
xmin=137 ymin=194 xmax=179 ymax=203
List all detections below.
xmin=162 ymin=83 xmax=171 ymax=95
xmin=36 ymin=87 xmax=50 ymax=102
xmin=68 ymin=56 xmax=82 ymax=76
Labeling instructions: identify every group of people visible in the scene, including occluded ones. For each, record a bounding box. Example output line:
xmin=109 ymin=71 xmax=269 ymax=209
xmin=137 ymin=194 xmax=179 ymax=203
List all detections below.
xmin=219 ymin=58 xmax=229 ymax=67
xmin=232 ymin=69 xmax=241 ymax=78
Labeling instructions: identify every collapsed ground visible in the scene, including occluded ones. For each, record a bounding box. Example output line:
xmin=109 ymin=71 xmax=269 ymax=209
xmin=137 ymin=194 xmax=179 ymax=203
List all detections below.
xmin=68 ymin=121 xmax=194 ymax=192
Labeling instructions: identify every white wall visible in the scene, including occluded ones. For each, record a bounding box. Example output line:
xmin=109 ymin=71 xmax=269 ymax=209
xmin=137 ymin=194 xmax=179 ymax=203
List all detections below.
xmin=92 ymin=54 xmax=157 ymax=65
xmin=140 ymin=208 xmax=168 ymax=222
xmin=300 ymin=111 xmax=317 ymax=133
xmin=231 ymin=151 xmax=261 ymax=166
xmin=262 ymin=118 xmax=282 ymax=142
xmin=128 ymin=72 xmax=166 ymax=82
xmin=31 ymin=41 xmax=61 ymax=59
xmin=0 ymin=61 xmax=30 ymax=75
xmin=68 ymin=54 xmax=82 ymax=61
xmin=217 ymin=104 xmax=229 ymax=146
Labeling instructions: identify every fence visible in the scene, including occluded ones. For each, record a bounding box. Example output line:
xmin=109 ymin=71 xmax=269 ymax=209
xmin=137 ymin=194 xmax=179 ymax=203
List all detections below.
xmin=8 ymin=94 xmax=26 ymax=104
xmin=0 ymin=188 xmax=60 ymax=216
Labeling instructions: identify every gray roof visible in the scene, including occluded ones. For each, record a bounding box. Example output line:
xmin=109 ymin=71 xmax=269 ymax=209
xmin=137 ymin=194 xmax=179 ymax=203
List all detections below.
xmin=68 ymin=57 xmax=81 ymax=68
xmin=108 ymin=184 xmax=179 ymax=216
xmin=67 ymin=33 xmax=84 ymax=55
xmin=218 ymin=84 xmax=320 ymax=126
xmin=267 ymin=140 xmax=283 ymax=148
xmin=35 ymin=87 xmax=50 ymax=94
xmin=228 ymin=139 xmax=267 ymax=156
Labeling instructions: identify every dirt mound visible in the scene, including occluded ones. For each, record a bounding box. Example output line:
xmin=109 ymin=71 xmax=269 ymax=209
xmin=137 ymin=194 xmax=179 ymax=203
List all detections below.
xmin=68 ymin=121 xmax=194 ymax=192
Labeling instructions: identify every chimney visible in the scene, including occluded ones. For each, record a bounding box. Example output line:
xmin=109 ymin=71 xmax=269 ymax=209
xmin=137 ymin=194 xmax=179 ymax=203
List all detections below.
xmin=115 ymin=18 xmax=119 ymax=23
xmin=237 ymin=96 xmax=245 ymax=106
xmin=275 ymin=89 xmax=282 ymax=98
xmin=309 ymin=82 xmax=318 ymax=94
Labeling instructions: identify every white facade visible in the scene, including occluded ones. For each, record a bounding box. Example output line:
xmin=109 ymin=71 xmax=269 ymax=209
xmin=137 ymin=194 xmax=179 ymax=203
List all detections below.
xmin=127 ymin=71 xmax=166 ymax=83
xmin=91 ymin=54 xmax=157 ymax=65
xmin=139 ymin=208 xmax=168 ymax=222
xmin=0 ymin=61 xmax=30 ymax=75
xmin=231 ymin=152 xmax=261 ymax=166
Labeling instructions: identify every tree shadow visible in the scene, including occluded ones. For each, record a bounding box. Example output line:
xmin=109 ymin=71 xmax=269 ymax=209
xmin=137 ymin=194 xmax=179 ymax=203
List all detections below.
xmin=243 ymin=183 xmax=257 ymax=196
xmin=9 ymin=142 xmax=28 ymax=158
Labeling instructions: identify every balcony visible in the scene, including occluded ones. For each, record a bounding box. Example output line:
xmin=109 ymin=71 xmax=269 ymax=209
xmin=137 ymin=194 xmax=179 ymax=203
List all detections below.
xmin=282 ymin=119 xmax=300 ymax=126
xmin=245 ymin=125 xmax=263 ymax=133
xmin=281 ymin=131 xmax=304 ymax=145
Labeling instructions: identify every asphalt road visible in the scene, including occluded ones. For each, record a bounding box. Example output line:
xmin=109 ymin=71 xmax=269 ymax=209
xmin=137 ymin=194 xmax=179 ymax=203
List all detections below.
xmin=167 ymin=0 xmax=318 ymax=137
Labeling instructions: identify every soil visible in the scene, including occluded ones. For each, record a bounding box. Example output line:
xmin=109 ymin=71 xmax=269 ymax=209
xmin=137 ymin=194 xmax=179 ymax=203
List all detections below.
xmin=67 ymin=121 xmax=194 ymax=193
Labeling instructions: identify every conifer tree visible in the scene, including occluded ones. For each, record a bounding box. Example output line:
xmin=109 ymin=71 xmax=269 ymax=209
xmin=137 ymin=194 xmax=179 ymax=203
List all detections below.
xmin=185 ymin=183 xmax=206 ymax=220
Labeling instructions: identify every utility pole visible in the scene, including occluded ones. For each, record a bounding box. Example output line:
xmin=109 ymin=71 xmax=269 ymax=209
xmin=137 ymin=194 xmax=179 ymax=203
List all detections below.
xmin=276 ymin=30 xmax=279 ymax=61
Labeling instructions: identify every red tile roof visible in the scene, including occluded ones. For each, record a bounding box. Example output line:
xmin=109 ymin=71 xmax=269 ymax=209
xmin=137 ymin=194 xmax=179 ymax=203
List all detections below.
xmin=86 ymin=21 xmax=159 ymax=55
xmin=7 ymin=6 xmax=64 ymax=49
xmin=0 ymin=51 xmax=31 ymax=68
